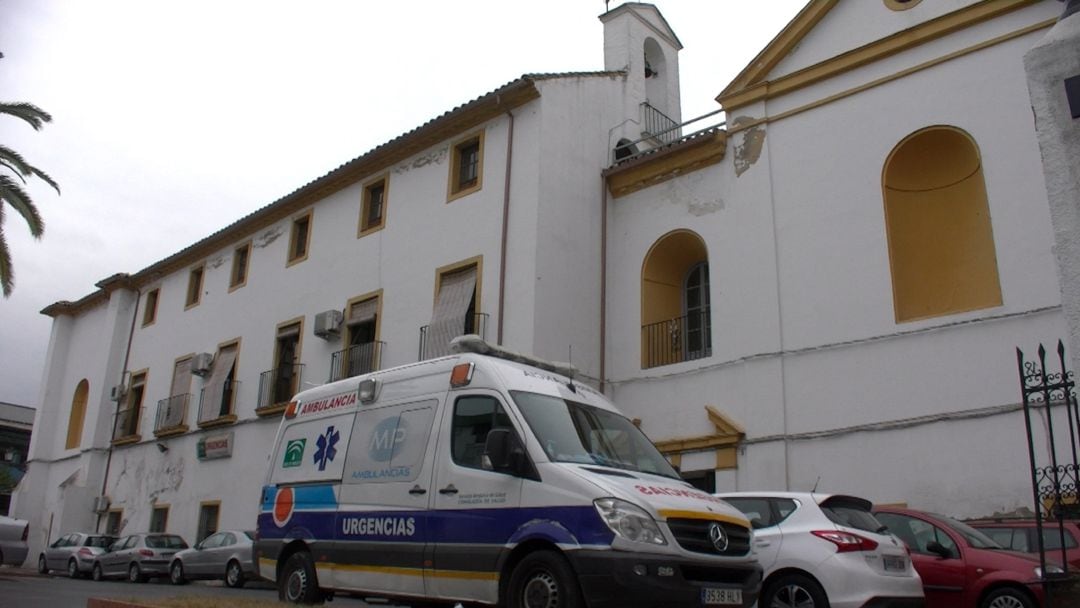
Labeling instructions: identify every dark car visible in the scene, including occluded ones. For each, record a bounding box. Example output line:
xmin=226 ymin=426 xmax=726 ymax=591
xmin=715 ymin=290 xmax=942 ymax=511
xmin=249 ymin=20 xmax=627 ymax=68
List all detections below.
xmin=91 ymin=533 xmax=188 ymax=583
xmin=169 ymin=530 xmax=257 ymax=588
xmin=874 ymin=506 xmax=1066 ymax=608
xmin=38 ymin=532 xmax=116 ymax=577
xmin=969 ymin=519 xmax=1080 ymax=571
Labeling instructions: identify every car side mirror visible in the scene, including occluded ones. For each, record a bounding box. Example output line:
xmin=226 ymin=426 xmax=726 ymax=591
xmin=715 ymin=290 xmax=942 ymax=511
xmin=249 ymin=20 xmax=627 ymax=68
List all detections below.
xmin=483 ymin=428 xmax=523 ymax=475
xmin=926 ymin=540 xmax=953 ymax=559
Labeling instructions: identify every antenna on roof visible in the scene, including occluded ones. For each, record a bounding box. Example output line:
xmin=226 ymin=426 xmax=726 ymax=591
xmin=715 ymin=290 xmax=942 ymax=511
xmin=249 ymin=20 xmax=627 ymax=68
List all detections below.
xmin=604 ymin=0 xmax=610 ymax=13
xmin=566 ymin=345 xmax=577 ymax=393
xmin=812 ymin=475 xmax=821 ymax=493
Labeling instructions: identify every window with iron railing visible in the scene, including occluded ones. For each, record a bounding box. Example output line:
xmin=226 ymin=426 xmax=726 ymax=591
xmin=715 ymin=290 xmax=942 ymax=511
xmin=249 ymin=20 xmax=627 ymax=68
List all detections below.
xmin=330 ymin=342 xmax=384 ymax=382
xmin=199 ymin=379 xmax=240 ymax=424
xmin=258 ymin=364 xmax=304 ymax=410
xmin=641 ymin=309 xmax=712 ymax=369
xmin=154 ymin=394 xmax=190 ymax=434
xmin=419 ymin=313 xmax=488 ymax=360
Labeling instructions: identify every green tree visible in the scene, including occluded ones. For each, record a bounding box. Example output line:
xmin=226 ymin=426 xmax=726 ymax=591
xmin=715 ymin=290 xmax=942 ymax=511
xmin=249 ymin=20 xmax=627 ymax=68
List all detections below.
xmin=0 ymin=52 xmax=60 ymax=297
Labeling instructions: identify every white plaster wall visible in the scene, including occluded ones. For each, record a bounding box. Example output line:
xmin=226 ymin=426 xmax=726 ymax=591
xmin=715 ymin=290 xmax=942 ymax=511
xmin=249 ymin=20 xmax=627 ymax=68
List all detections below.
xmin=769 ymin=0 xmax=983 ymax=80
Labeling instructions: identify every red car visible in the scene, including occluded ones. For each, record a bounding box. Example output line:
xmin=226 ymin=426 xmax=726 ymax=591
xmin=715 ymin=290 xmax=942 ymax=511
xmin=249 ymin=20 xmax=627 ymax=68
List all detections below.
xmin=968 ymin=519 xmax=1080 ymax=571
xmin=874 ymin=506 xmax=1065 ymax=608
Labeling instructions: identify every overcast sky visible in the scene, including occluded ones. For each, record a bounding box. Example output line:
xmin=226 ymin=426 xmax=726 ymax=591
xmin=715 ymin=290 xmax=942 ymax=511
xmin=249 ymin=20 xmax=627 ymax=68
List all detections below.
xmin=0 ymin=0 xmax=806 ymax=407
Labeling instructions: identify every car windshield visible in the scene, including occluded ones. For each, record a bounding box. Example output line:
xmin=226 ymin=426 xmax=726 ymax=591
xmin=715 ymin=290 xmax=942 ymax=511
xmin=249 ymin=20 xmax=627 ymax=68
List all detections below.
xmin=511 ymin=391 xmax=679 ymax=479
xmin=85 ymin=536 xmax=114 ymax=548
xmin=935 ymin=514 xmax=1003 ymax=549
xmin=146 ymin=535 xmax=188 ymax=549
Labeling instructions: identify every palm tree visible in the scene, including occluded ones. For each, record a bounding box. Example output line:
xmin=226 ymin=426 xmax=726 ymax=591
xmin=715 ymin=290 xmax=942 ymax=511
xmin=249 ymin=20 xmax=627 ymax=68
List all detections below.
xmin=0 ymin=52 xmax=60 ymax=297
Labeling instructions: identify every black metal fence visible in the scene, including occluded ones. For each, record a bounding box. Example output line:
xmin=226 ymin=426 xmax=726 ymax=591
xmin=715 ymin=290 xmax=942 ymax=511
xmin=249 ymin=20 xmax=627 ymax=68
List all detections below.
xmin=112 ymin=405 xmax=141 ymax=440
xmin=199 ymin=379 xmax=241 ymax=423
xmin=330 ymin=341 xmax=385 ymax=382
xmin=1018 ymin=340 xmax=1079 ymax=601
xmin=154 ymin=394 xmax=189 ymax=432
xmin=641 ymin=310 xmax=712 ymax=369
xmin=257 ymin=365 xmax=304 ymax=410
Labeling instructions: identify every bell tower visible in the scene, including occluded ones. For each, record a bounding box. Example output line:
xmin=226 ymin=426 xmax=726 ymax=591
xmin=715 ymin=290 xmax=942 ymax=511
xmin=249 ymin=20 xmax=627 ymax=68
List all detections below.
xmin=600 ymin=3 xmax=683 ymax=125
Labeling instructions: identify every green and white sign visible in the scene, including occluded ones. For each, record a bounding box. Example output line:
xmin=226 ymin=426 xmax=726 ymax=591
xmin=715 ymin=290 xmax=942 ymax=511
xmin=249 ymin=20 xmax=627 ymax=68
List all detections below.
xmin=283 ymin=438 xmax=306 ymax=468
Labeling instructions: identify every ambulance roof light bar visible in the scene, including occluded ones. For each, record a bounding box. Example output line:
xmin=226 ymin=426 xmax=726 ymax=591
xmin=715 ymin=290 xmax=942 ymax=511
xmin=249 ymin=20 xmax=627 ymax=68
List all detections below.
xmin=450 ymin=335 xmax=579 ymax=379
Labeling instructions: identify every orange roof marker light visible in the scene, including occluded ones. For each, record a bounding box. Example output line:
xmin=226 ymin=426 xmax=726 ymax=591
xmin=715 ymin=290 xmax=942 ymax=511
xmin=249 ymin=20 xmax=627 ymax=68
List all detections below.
xmin=284 ymin=400 xmax=300 ymax=419
xmin=450 ymin=362 xmax=475 ymax=388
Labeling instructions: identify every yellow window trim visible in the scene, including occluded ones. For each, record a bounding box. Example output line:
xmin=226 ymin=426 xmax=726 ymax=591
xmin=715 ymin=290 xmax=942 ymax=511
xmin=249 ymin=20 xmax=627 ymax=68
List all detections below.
xmin=286 ymin=211 xmax=313 ymax=267
xmin=358 ymin=174 xmax=389 ymax=238
xmin=142 ymin=288 xmax=160 ymax=327
xmin=346 ymin=288 xmax=384 ymax=342
xmin=229 ymin=241 xmax=252 ymax=292
xmin=446 ymin=130 xmax=485 ymax=203
xmin=185 ymin=265 xmax=205 ymax=310
xmin=433 ymin=255 xmax=483 ymax=314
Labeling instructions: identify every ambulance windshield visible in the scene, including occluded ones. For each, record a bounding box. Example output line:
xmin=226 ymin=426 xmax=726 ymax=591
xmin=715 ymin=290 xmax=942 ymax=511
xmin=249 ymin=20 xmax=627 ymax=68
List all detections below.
xmin=512 ymin=391 xmax=680 ymax=479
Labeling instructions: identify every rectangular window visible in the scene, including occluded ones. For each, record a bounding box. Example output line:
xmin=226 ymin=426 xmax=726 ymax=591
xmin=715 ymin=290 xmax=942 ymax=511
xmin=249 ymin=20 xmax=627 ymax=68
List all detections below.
xmin=345 ymin=295 xmax=379 ymax=377
xmin=142 ymin=289 xmax=159 ymax=326
xmin=199 ymin=342 xmax=239 ymax=425
xmin=359 ymin=178 xmax=387 ymax=235
xmin=149 ymin=506 xmax=169 ymax=533
xmin=447 ymin=131 xmax=484 ymax=201
xmin=115 ymin=371 xmax=147 ymax=440
xmin=273 ymin=321 xmax=302 ymax=405
xmin=186 ymin=265 xmax=204 ymax=308
xmin=230 ymin=242 xmax=250 ymax=290
xmin=287 ymin=212 xmax=312 ymax=265
xmin=196 ymin=502 xmax=220 ymax=544
xmin=423 ymin=259 xmax=481 ymax=359
xmin=451 ymin=395 xmax=513 ymax=470
xmin=105 ymin=509 xmax=123 ymax=536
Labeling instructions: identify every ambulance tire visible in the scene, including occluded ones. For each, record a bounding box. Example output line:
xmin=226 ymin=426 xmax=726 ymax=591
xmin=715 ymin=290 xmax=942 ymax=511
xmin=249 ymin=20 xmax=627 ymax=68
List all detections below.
xmin=507 ymin=550 xmax=584 ymax=608
xmin=279 ymin=551 xmax=324 ymax=605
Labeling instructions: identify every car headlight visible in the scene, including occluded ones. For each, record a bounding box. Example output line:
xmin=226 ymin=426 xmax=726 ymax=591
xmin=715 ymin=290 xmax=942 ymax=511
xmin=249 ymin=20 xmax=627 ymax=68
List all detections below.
xmin=594 ymin=498 xmax=667 ymax=546
xmin=1035 ymin=565 xmax=1065 ymax=578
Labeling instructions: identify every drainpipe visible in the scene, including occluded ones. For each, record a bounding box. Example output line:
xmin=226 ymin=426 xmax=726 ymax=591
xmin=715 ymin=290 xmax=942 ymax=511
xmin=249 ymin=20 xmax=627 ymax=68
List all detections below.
xmin=600 ymin=180 xmax=608 ymax=394
xmin=497 ymin=106 xmax=515 ymax=345
xmin=97 ymin=285 xmax=140 ymax=532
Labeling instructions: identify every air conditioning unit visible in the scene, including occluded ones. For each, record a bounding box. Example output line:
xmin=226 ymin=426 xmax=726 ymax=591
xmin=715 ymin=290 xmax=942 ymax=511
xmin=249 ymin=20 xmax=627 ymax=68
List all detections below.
xmin=109 ymin=384 xmax=127 ymax=401
xmin=314 ymin=309 xmax=343 ymax=340
xmin=191 ymin=352 xmax=214 ymax=377
xmin=92 ymin=496 xmax=110 ymax=514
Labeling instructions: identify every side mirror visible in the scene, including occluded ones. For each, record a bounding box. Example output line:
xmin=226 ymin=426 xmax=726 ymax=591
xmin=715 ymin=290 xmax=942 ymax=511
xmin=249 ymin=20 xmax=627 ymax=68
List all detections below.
xmin=483 ymin=428 xmax=523 ymax=474
xmin=926 ymin=540 xmax=953 ymax=559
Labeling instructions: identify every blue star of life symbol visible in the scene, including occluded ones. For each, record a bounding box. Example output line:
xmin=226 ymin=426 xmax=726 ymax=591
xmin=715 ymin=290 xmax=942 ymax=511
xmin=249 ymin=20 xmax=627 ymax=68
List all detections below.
xmin=314 ymin=425 xmax=340 ymax=471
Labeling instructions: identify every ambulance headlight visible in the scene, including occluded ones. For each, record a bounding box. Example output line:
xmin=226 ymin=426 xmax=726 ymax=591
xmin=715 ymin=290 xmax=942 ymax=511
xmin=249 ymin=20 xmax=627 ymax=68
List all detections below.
xmin=594 ymin=498 xmax=667 ymax=546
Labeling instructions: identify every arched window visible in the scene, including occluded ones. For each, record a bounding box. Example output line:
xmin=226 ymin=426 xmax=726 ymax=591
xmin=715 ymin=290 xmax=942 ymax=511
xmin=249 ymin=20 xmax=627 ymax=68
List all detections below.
xmin=66 ymin=379 xmax=89 ymax=450
xmin=883 ymin=126 xmax=1001 ymax=322
xmin=643 ymin=37 xmax=668 ymax=115
xmin=641 ymin=230 xmax=711 ymax=368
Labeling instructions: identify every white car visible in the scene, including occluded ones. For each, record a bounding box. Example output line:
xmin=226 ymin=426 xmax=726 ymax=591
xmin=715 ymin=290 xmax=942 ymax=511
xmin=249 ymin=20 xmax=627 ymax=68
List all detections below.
xmin=716 ymin=492 xmax=924 ymax=608
xmin=0 ymin=515 xmax=29 ymax=567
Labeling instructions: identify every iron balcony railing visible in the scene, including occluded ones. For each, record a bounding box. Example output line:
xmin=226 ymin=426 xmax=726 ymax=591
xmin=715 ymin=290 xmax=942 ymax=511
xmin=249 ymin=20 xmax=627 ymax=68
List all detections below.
xmin=257 ymin=364 xmax=304 ymax=410
xmin=418 ymin=313 xmax=489 ymax=360
xmin=112 ymin=405 xmax=141 ymax=440
xmin=154 ymin=394 xmax=190 ymax=432
xmin=198 ymin=379 xmax=240 ymax=423
xmin=330 ymin=341 xmax=385 ymax=382
xmin=642 ymin=309 xmax=712 ymax=369
xmin=640 ymin=101 xmax=681 ymax=145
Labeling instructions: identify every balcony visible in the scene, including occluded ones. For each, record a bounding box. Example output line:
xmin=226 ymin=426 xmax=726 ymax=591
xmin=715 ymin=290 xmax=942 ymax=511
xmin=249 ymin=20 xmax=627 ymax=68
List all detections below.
xmin=329 ymin=342 xmax=385 ymax=382
xmin=642 ymin=309 xmax=712 ymax=369
xmin=640 ymin=101 xmax=681 ymax=146
xmin=256 ymin=364 xmax=304 ymax=416
xmin=198 ymin=379 xmax=240 ymax=428
xmin=154 ymin=394 xmax=190 ymax=437
xmin=112 ymin=405 xmax=141 ymax=445
xmin=418 ymin=313 xmax=489 ymax=360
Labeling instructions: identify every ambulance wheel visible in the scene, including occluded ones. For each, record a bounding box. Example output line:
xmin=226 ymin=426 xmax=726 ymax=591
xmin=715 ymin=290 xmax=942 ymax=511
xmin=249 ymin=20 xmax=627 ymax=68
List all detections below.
xmin=507 ymin=550 xmax=584 ymax=608
xmin=279 ymin=551 xmax=324 ymax=605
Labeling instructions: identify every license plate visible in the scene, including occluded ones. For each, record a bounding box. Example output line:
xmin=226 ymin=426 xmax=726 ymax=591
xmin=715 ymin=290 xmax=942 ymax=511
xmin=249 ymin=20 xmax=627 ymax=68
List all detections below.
xmin=702 ymin=587 xmax=743 ymax=605
xmin=883 ymin=555 xmax=906 ymax=571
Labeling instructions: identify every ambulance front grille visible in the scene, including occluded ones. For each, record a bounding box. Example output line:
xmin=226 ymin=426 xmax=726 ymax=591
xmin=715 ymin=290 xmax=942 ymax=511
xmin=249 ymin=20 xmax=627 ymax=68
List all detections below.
xmin=666 ymin=518 xmax=751 ymax=557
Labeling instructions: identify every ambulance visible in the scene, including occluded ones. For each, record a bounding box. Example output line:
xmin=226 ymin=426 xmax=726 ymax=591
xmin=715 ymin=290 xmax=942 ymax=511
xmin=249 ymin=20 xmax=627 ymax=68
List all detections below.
xmin=255 ymin=336 xmax=761 ymax=607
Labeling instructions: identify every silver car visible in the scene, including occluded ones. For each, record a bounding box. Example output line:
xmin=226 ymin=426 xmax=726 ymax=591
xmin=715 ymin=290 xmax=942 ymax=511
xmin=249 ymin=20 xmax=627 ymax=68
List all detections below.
xmin=38 ymin=532 xmax=116 ymax=577
xmin=169 ymin=530 xmax=257 ymax=588
xmin=91 ymin=533 xmax=188 ymax=582
xmin=0 ymin=515 xmax=28 ymax=567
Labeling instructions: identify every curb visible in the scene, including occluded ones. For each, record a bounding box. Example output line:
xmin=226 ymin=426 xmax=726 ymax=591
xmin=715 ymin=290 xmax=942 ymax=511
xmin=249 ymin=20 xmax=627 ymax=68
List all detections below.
xmin=86 ymin=601 xmax=155 ymax=608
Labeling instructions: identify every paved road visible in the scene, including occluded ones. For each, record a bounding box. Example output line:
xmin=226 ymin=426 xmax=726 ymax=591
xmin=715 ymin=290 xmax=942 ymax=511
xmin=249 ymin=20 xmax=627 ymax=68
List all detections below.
xmin=0 ymin=567 xmax=384 ymax=608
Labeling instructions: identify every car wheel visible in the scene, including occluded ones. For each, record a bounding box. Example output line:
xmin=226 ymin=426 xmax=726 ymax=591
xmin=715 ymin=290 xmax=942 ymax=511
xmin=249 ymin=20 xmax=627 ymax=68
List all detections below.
xmin=67 ymin=558 xmax=80 ymax=578
xmin=225 ymin=559 xmax=246 ymax=588
xmin=37 ymin=554 xmax=48 ymax=574
xmin=506 ymin=550 xmax=584 ymax=608
xmin=764 ymin=572 xmax=828 ymax=608
xmin=169 ymin=560 xmax=187 ymax=585
xmin=91 ymin=563 xmax=104 ymax=582
xmin=128 ymin=563 xmax=146 ymax=583
xmin=278 ymin=551 xmax=323 ymax=604
xmin=981 ymin=587 xmax=1035 ymax=608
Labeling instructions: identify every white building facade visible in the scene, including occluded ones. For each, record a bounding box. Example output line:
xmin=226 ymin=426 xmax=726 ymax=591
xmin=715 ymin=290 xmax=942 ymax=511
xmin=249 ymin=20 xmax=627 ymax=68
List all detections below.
xmin=15 ymin=0 xmax=1074 ymax=564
